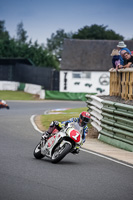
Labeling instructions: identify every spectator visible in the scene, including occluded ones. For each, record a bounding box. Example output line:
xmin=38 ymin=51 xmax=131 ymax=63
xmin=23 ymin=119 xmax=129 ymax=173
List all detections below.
xmin=123 ymin=52 xmax=133 ymax=68
xmin=110 ymin=49 xmax=120 ymax=71
xmin=117 ymin=41 xmax=131 ymax=65
xmin=120 ymin=49 xmax=127 ymax=57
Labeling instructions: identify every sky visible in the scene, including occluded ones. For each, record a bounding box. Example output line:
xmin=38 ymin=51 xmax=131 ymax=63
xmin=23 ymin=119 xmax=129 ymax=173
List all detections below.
xmin=1 ymin=0 xmax=133 ymax=45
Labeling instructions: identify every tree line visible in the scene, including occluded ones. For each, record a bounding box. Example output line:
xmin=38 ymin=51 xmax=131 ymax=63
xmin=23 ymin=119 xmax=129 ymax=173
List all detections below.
xmin=0 ymin=20 xmax=128 ymax=69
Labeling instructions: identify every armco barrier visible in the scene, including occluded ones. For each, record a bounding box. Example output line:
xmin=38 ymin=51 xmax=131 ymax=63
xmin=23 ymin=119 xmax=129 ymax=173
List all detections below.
xmin=86 ymin=95 xmax=133 ymax=152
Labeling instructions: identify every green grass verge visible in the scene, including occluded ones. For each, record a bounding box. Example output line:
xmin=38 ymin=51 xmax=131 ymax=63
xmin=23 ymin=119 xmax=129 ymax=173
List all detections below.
xmin=41 ymin=107 xmax=92 ymax=130
xmin=0 ymin=91 xmax=39 ymax=100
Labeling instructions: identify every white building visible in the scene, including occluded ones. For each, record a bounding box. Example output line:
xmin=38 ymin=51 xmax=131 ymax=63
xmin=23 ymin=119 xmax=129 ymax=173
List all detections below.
xmin=60 ymin=70 xmax=110 ymax=95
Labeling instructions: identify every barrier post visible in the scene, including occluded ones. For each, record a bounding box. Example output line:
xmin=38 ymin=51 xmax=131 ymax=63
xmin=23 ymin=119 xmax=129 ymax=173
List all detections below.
xmin=128 ymin=72 xmax=133 ymax=100
xmin=109 ymin=69 xmax=133 ymax=100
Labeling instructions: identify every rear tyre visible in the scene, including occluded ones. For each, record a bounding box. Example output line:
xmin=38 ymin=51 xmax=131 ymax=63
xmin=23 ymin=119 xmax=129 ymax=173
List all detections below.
xmin=51 ymin=143 xmax=71 ymax=163
xmin=33 ymin=143 xmax=44 ymax=159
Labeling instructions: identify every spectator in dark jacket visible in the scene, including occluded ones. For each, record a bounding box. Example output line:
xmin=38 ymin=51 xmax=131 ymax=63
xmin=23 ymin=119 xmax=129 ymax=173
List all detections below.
xmin=123 ymin=52 xmax=133 ymax=68
xmin=117 ymin=41 xmax=131 ymax=65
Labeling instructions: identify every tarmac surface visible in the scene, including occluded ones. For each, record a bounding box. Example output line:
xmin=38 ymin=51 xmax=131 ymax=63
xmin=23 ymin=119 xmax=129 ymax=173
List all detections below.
xmin=83 ymin=137 xmax=133 ymax=165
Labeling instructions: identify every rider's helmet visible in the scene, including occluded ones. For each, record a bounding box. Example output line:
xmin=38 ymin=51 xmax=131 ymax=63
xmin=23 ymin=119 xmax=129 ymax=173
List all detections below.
xmin=79 ymin=111 xmax=91 ymax=126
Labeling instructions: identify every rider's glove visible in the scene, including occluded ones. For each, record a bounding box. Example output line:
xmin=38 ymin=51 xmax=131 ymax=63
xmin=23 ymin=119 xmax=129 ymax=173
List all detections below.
xmin=54 ymin=121 xmax=59 ymax=126
xmin=54 ymin=121 xmax=62 ymax=129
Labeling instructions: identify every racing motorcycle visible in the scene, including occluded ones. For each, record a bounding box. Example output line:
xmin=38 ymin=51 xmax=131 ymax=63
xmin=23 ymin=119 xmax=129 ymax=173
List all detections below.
xmin=33 ymin=123 xmax=83 ymax=163
xmin=0 ymin=100 xmax=10 ymax=109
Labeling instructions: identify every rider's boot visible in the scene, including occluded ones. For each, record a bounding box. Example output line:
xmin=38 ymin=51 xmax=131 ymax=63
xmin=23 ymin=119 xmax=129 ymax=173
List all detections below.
xmin=39 ymin=132 xmax=50 ymax=149
xmin=72 ymin=147 xmax=80 ymax=154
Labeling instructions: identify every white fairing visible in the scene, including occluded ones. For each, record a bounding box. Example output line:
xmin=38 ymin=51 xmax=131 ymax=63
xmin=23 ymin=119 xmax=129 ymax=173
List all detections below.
xmin=41 ymin=131 xmax=66 ymax=157
xmin=67 ymin=122 xmax=83 ymax=135
xmin=66 ymin=126 xmax=82 ymax=145
xmin=1 ymin=100 xmax=6 ymax=104
xmin=40 ymin=125 xmax=83 ymax=157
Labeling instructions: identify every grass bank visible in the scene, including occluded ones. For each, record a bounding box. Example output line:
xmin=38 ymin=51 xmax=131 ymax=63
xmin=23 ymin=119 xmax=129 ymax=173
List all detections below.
xmin=40 ymin=107 xmax=91 ymax=130
xmin=0 ymin=91 xmax=39 ymax=100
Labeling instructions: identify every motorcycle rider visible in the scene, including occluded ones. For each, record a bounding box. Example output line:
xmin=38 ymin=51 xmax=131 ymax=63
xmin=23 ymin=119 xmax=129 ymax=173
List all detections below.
xmin=62 ymin=111 xmax=90 ymax=143
xmin=0 ymin=100 xmax=10 ymax=109
xmin=42 ymin=111 xmax=91 ymax=145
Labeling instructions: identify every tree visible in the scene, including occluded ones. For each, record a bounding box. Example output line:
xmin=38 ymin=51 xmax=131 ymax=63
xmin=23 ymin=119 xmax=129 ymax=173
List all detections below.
xmin=0 ymin=20 xmax=11 ymax=57
xmin=0 ymin=20 xmax=10 ymax=40
xmin=0 ymin=21 xmax=126 ymax=69
xmin=16 ymin=22 xmax=28 ymax=43
xmin=46 ymin=29 xmax=73 ymax=60
xmin=72 ymin=24 xmax=124 ymax=40
xmin=27 ymin=41 xmax=59 ymax=69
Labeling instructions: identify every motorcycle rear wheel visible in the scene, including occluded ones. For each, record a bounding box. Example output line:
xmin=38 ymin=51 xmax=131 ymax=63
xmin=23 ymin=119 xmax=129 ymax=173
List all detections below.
xmin=51 ymin=143 xmax=71 ymax=163
xmin=33 ymin=143 xmax=45 ymax=159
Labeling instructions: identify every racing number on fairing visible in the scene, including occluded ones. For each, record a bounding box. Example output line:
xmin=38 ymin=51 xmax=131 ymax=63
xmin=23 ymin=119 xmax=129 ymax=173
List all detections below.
xmin=70 ymin=130 xmax=80 ymax=142
xmin=72 ymin=132 xmax=79 ymax=140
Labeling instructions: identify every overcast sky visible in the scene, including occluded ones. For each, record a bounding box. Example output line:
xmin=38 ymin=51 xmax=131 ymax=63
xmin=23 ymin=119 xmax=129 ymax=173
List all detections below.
xmin=1 ymin=0 xmax=133 ymax=45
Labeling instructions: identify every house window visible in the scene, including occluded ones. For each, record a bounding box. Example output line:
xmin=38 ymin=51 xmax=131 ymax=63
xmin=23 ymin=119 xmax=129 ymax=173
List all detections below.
xmin=73 ymin=73 xmax=81 ymax=78
xmin=72 ymin=72 xmax=91 ymax=79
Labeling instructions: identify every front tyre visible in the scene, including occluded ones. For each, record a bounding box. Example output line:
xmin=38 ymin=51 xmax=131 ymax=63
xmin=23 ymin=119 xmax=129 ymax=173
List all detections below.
xmin=33 ymin=143 xmax=44 ymax=159
xmin=51 ymin=143 xmax=71 ymax=163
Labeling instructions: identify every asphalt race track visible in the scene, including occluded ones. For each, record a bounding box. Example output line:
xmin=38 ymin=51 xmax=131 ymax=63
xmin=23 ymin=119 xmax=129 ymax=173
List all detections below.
xmin=0 ymin=100 xmax=133 ymax=200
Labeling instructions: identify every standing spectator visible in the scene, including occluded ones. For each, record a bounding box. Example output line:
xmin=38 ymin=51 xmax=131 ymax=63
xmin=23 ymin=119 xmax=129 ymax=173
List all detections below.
xmin=110 ymin=49 xmax=120 ymax=71
xmin=117 ymin=41 xmax=131 ymax=65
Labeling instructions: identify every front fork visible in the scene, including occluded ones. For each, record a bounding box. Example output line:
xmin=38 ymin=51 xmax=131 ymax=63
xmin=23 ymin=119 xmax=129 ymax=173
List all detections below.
xmin=40 ymin=136 xmax=47 ymax=148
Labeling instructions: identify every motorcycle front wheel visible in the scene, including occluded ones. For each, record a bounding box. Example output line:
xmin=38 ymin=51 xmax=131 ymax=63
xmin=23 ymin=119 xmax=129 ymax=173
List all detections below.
xmin=33 ymin=143 xmax=45 ymax=159
xmin=51 ymin=143 xmax=71 ymax=163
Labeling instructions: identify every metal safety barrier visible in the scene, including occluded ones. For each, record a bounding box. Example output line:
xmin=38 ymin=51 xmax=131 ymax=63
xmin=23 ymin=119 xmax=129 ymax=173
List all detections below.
xmin=86 ymin=95 xmax=133 ymax=152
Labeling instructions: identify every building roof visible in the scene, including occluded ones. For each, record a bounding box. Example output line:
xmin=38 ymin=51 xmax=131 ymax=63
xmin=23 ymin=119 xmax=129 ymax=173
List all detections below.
xmin=60 ymin=39 xmax=133 ymax=71
xmin=0 ymin=58 xmax=34 ymax=66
